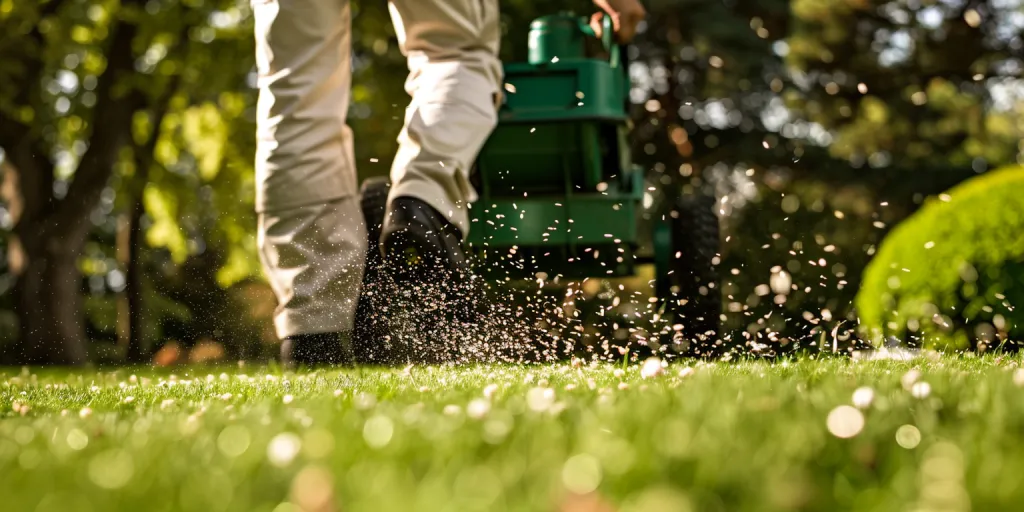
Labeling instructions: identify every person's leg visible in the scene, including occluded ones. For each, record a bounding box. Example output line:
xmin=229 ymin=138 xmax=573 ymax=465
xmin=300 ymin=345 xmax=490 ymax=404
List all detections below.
xmin=252 ymin=0 xmax=366 ymax=365
xmin=381 ymin=0 xmax=503 ymax=278
xmin=259 ymin=200 xmax=366 ymax=364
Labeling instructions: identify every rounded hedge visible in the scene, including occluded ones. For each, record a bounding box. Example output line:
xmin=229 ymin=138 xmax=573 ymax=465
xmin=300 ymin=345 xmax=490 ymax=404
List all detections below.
xmin=856 ymin=165 xmax=1024 ymax=350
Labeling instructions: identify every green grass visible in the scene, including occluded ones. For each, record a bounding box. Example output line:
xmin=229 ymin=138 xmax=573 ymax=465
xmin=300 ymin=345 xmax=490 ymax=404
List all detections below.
xmin=3 ymin=355 xmax=1024 ymax=511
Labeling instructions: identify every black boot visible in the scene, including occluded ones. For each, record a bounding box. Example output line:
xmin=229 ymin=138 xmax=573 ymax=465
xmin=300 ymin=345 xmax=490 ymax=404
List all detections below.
xmin=378 ymin=196 xmax=486 ymax=362
xmin=280 ymin=332 xmax=350 ymax=368
xmin=379 ymin=196 xmax=469 ymax=282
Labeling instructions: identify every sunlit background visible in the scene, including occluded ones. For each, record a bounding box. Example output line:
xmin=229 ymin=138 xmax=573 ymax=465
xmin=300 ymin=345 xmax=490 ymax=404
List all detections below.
xmin=5 ymin=2 xmax=1024 ymax=511
xmin=2 ymin=0 xmax=1024 ymax=364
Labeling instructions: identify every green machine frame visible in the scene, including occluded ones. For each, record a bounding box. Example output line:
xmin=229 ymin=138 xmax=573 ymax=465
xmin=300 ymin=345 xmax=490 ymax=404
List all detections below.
xmin=467 ymin=13 xmax=646 ymax=279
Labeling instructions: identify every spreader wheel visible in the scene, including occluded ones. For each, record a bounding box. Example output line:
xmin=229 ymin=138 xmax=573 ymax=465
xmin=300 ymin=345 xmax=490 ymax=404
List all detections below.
xmin=657 ymin=190 xmax=722 ymax=355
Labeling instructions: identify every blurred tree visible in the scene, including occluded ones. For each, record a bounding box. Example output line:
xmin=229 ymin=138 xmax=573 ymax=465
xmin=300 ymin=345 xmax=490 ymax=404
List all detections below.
xmin=787 ymin=0 xmax=1024 ymax=170
xmin=1 ymin=0 xmax=153 ymax=364
xmin=0 ymin=0 xmax=261 ymax=364
xmin=621 ymin=0 xmax=1023 ymax=354
xmin=770 ymin=0 xmax=1023 ymax=350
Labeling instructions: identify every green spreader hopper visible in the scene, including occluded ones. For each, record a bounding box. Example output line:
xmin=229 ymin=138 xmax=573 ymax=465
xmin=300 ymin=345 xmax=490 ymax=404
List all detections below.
xmin=467 ymin=13 xmax=722 ymax=345
xmin=467 ymin=13 xmax=641 ymax=279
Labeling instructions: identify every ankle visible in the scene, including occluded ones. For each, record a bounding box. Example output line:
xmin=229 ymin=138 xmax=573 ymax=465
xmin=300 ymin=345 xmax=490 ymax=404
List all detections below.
xmin=281 ymin=331 xmax=351 ymax=367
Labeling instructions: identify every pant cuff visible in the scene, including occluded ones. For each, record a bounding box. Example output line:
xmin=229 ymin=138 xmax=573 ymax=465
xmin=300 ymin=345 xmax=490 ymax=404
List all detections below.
xmin=274 ymin=305 xmax=356 ymax=340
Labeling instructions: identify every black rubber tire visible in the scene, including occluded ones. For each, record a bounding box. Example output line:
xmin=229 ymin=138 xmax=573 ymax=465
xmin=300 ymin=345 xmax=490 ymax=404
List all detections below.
xmin=667 ymin=190 xmax=722 ymax=356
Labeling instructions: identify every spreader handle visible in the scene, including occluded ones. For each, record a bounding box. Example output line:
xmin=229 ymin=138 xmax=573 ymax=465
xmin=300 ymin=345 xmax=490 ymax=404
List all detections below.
xmin=581 ymin=14 xmax=621 ymax=69
xmin=581 ymin=14 xmax=630 ymax=113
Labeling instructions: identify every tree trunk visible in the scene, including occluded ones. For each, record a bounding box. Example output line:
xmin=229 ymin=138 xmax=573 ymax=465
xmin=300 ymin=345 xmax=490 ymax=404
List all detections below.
xmin=11 ymin=240 xmax=90 ymax=365
xmin=1 ymin=146 xmax=90 ymax=366
xmin=125 ymin=196 xmax=147 ymax=363
xmin=123 ymin=72 xmax=181 ymax=363
xmin=0 ymin=0 xmax=147 ymax=365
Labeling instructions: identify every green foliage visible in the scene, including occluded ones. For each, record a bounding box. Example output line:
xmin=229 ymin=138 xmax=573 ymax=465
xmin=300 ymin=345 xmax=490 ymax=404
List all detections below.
xmin=785 ymin=0 xmax=1024 ymax=169
xmin=0 ymin=0 xmax=268 ymax=359
xmin=629 ymin=0 xmax=1024 ymax=350
xmin=856 ymin=165 xmax=1024 ymax=350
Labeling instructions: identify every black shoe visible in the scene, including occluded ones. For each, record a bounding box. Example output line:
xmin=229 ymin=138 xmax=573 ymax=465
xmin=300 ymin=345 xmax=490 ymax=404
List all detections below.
xmin=280 ymin=332 xmax=350 ymax=368
xmin=352 ymin=178 xmax=395 ymax=365
xmin=378 ymin=196 xmax=489 ymax=362
xmin=379 ymin=196 xmax=469 ymax=281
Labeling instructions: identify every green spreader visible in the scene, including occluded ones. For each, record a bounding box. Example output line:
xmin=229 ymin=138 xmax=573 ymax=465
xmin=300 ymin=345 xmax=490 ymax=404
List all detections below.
xmin=467 ymin=13 xmax=643 ymax=279
xmin=467 ymin=12 xmax=722 ymax=346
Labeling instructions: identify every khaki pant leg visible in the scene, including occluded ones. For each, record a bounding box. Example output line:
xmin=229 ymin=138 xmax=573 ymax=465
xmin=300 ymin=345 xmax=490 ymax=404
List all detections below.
xmin=258 ymin=198 xmax=367 ymax=339
xmin=386 ymin=0 xmax=503 ymax=238
xmin=253 ymin=0 xmax=365 ymax=339
xmin=252 ymin=0 xmax=357 ymax=213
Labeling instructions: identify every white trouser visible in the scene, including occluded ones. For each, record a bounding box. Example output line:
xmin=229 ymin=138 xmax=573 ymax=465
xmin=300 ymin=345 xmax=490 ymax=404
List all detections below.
xmin=253 ymin=0 xmax=502 ymax=338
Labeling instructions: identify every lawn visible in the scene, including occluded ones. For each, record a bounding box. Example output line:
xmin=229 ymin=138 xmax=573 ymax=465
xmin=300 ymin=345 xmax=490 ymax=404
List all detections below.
xmin=3 ymin=355 xmax=1024 ymax=511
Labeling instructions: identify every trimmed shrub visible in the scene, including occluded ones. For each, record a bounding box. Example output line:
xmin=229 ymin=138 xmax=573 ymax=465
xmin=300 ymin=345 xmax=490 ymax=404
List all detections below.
xmin=856 ymin=165 xmax=1024 ymax=350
